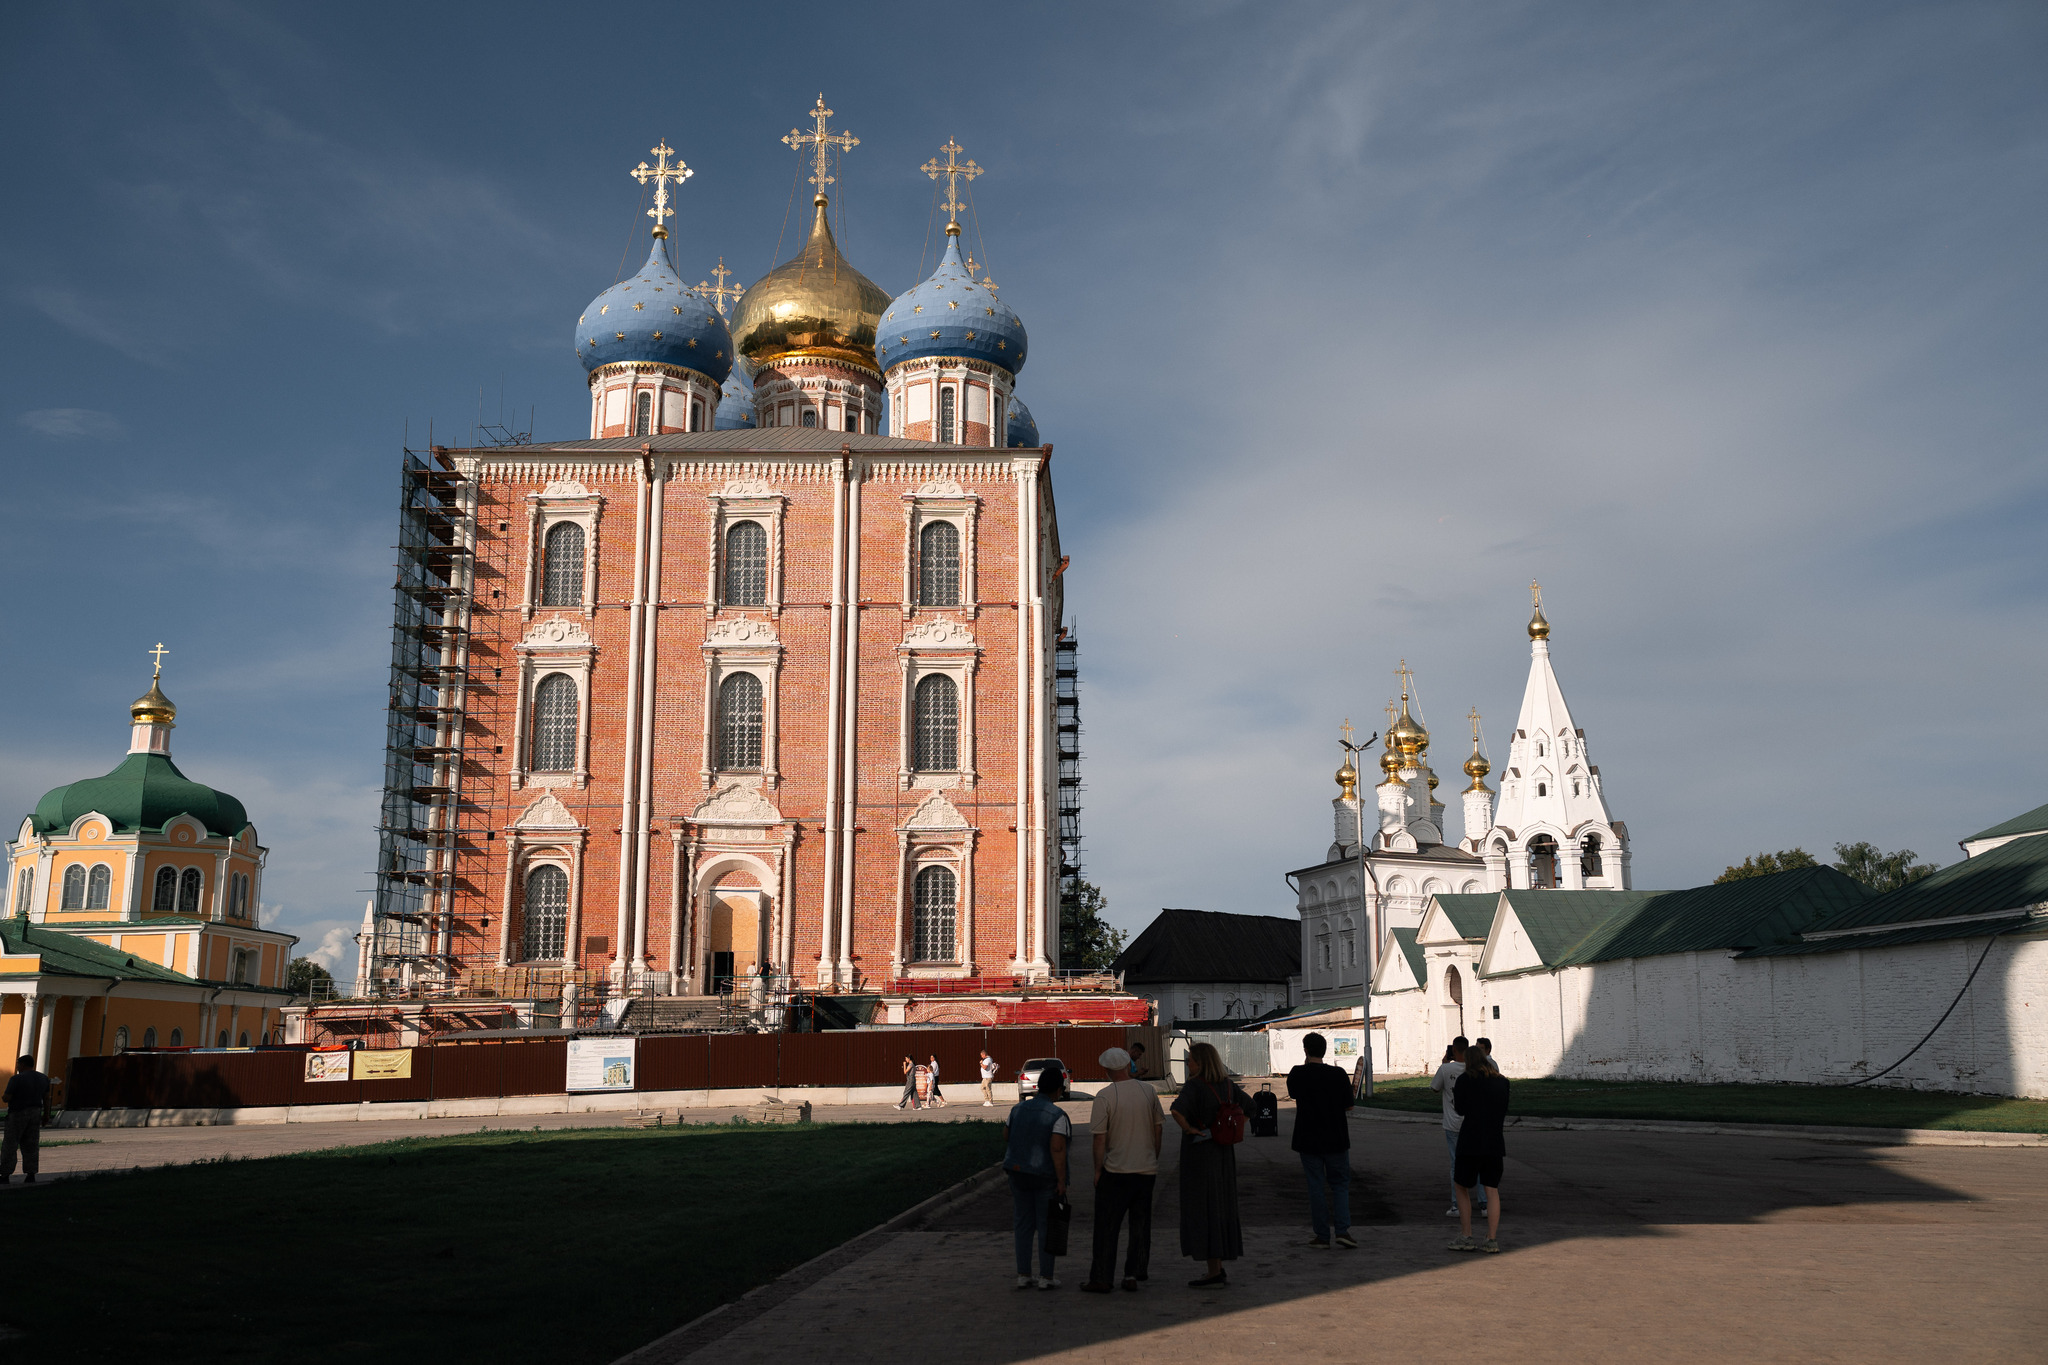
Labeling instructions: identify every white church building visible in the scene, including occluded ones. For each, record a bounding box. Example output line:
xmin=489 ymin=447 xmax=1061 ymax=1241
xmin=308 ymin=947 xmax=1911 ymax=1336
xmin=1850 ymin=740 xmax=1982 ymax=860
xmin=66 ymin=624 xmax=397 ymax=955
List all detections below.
xmin=1290 ymin=588 xmax=1628 ymax=1006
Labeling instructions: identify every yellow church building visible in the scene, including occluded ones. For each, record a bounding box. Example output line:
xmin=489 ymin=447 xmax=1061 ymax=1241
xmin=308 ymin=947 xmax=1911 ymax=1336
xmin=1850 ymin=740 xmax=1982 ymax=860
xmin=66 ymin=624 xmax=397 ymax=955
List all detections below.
xmin=2 ymin=666 xmax=296 ymax=1094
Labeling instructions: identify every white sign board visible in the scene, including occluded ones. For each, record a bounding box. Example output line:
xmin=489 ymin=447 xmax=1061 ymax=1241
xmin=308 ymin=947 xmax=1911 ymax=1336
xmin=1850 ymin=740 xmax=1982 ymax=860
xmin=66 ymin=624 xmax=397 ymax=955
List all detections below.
xmin=566 ymin=1036 xmax=637 ymax=1092
xmin=1267 ymin=1027 xmax=1366 ymax=1076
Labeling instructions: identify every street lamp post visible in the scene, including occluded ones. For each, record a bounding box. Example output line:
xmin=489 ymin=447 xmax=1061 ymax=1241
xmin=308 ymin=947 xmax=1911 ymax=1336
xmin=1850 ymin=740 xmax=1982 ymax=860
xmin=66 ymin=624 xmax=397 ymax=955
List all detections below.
xmin=1339 ymin=725 xmax=1382 ymax=1098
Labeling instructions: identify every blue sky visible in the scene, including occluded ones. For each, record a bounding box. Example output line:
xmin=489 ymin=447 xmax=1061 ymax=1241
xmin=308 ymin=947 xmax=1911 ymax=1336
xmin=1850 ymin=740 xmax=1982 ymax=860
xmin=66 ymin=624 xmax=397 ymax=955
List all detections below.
xmin=3 ymin=2 xmax=2043 ymax=973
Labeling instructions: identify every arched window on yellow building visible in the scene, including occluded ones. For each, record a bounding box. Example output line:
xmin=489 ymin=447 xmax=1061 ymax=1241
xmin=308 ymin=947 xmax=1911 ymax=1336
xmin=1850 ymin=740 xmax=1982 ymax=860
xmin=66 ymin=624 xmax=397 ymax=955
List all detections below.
xmin=86 ymin=863 xmax=111 ymax=911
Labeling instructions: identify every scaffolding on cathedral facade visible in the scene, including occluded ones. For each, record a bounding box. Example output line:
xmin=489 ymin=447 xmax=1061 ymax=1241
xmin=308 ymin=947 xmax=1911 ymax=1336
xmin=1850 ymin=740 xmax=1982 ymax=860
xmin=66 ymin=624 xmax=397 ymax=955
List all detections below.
xmin=1055 ymin=630 xmax=1083 ymax=931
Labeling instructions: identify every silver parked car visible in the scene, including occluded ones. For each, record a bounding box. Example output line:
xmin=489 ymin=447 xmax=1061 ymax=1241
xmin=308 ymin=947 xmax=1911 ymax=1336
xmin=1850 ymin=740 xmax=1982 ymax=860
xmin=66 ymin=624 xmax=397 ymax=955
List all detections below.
xmin=1016 ymin=1057 xmax=1067 ymax=1099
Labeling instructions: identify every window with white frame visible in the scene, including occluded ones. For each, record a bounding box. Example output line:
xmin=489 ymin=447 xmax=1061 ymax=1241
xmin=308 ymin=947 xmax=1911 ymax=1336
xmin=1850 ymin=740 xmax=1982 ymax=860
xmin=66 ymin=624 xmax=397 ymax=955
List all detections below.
xmin=13 ymin=867 xmax=32 ymax=917
xmin=61 ymin=864 xmax=85 ymax=909
xmin=919 ymin=521 xmax=961 ymax=607
xmin=635 ymin=391 xmax=652 ymax=436
xmin=939 ymin=386 xmax=957 ymax=443
xmin=913 ymin=674 xmax=959 ymax=771
xmin=542 ymin=522 xmax=584 ymax=607
xmin=87 ymin=863 xmax=111 ymax=911
xmin=178 ymin=868 xmax=203 ymax=916
xmin=911 ymin=864 xmax=958 ymax=962
xmin=725 ymin=521 xmax=768 ymax=606
xmin=717 ymin=672 xmax=764 ymax=771
xmin=523 ymin=864 xmax=569 ymax=960
xmin=152 ymin=866 xmax=176 ymax=914
xmin=531 ymin=674 xmax=578 ymax=772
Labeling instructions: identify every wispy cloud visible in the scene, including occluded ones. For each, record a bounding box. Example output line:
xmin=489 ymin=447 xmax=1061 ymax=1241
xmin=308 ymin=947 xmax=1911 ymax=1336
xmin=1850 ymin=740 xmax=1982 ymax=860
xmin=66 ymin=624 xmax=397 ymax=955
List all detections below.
xmin=19 ymin=407 xmax=125 ymax=438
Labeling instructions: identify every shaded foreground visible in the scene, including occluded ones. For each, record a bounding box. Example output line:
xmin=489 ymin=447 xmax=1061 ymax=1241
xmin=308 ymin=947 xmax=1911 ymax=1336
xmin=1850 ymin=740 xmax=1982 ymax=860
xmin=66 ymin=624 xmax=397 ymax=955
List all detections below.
xmin=1359 ymin=1075 xmax=2048 ymax=1132
xmin=0 ymin=1121 xmax=1003 ymax=1364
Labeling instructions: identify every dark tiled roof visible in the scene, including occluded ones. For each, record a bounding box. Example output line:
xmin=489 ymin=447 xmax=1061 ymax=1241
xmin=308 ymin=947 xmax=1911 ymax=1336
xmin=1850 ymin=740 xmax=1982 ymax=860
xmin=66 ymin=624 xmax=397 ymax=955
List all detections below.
xmin=1113 ymin=908 xmax=1300 ymax=986
xmin=1387 ymin=927 xmax=1425 ymax=989
xmin=1500 ymin=890 xmax=1664 ymax=966
xmin=1738 ymin=914 xmax=2036 ymax=958
xmin=1427 ymin=893 xmax=1500 ymax=941
xmin=457 ymin=430 xmax=1043 ymax=457
xmin=1964 ymin=802 xmax=2048 ymax=846
xmin=1290 ymin=843 xmax=1481 ymax=877
xmin=1568 ymin=868 xmax=1871 ymax=963
xmin=1796 ymin=832 xmax=2048 ymax=934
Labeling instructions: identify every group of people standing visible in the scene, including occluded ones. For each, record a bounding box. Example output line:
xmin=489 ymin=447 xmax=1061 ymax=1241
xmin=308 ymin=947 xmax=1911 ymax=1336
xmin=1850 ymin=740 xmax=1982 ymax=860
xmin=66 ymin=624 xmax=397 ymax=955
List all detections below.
xmin=896 ymin=1050 xmax=1008 ymax=1110
xmin=1432 ymin=1035 xmax=1511 ymax=1253
xmin=1000 ymin=1033 xmax=1368 ymax=1292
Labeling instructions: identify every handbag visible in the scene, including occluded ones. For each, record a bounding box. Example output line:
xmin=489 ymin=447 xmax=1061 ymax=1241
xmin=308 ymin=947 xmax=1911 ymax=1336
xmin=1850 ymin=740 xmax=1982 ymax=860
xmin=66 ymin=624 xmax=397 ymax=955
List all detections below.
xmin=1209 ymin=1081 xmax=1246 ymax=1147
xmin=1045 ymin=1194 xmax=1071 ymax=1256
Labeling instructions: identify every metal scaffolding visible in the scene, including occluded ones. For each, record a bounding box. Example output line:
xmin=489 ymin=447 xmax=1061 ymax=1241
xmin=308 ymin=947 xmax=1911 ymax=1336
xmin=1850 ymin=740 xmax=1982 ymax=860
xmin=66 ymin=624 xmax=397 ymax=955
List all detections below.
xmin=1055 ymin=629 xmax=1084 ymax=937
xmin=367 ymin=448 xmax=474 ymax=993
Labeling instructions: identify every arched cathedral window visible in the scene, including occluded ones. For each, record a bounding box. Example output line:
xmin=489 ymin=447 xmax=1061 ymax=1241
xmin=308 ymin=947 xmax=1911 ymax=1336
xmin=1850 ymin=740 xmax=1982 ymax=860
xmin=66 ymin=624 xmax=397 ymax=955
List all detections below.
xmin=87 ymin=864 xmax=111 ymax=911
xmin=13 ymin=868 xmax=33 ymax=918
xmin=531 ymin=674 xmax=578 ymax=772
xmin=61 ymin=864 xmax=85 ymax=909
xmin=153 ymin=866 xmax=177 ymax=914
xmin=542 ymin=522 xmax=584 ymax=607
xmin=725 ymin=521 xmax=767 ymax=606
xmin=178 ymin=867 xmax=203 ymax=916
xmin=717 ymin=673 xmax=764 ymax=771
xmin=939 ymin=386 xmax=957 ymax=444
xmin=912 ymin=865 xmax=958 ymax=962
xmin=919 ymin=521 xmax=961 ymax=607
xmin=523 ymin=865 xmax=569 ymax=960
xmin=635 ymin=391 xmax=652 ymax=436
xmin=913 ymin=674 xmax=959 ymax=771
xmin=1581 ymin=835 xmax=1604 ymax=879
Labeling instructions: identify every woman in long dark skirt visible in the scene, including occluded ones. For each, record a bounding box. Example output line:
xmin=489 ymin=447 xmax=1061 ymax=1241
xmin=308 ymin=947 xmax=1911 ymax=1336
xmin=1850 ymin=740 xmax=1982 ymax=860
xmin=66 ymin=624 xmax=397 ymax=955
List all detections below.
xmin=1170 ymin=1042 xmax=1255 ymax=1288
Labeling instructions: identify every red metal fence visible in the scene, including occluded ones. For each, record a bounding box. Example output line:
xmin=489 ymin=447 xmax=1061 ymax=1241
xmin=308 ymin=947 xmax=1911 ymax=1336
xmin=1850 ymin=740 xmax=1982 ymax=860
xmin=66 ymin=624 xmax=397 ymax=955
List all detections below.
xmin=61 ymin=1024 xmax=1161 ymax=1112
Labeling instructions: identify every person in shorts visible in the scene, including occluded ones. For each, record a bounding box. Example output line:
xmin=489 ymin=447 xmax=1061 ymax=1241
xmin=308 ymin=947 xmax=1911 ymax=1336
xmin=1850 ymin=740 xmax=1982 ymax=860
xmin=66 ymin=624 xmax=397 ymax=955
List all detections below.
xmin=1447 ymin=1045 xmax=1510 ymax=1253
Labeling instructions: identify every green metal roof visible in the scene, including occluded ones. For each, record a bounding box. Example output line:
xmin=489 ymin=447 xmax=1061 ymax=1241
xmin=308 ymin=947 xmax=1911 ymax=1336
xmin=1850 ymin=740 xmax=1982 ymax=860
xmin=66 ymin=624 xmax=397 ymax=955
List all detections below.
xmin=31 ymin=752 xmax=249 ymax=839
xmin=0 ymin=918 xmax=201 ymax=985
xmin=1963 ymin=801 xmax=2048 ymax=846
xmin=1427 ymin=893 xmax=1498 ymax=941
xmin=1497 ymin=890 xmax=1662 ymax=967
xmin=1387 ymin=926 xmax=1425 ymax=989
xmin=1738 ymin=914 xmax=2038 ymax=958
xmin=1798 ymin=831 xmax=2048 ymax=934
xmin=1567 ymin=868 xmax=1871 ymax=963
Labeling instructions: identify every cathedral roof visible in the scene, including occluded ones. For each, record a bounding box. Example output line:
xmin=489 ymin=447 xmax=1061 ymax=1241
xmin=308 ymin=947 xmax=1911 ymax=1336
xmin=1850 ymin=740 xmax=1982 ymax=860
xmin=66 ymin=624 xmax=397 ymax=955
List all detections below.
xmin=523 ymin=429 xmax=987 ymax=455
xmin=576 ymin=237 xmax=733 ymax=384
xmin=877 ymin=236 xmax=1027 ymax=378
xmin=1112 ymin=908 xmax=1300 ymax=986
xmin=33 ymin=752 xmax=249 ymax=839
xmin=1006 ymin=396 xmax=1041 ymax=448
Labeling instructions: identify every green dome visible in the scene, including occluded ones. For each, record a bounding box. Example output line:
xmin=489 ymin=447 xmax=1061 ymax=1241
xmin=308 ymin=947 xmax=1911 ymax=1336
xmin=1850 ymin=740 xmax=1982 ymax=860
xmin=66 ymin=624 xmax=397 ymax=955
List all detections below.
xmin=32 ymin=752 xmax=249 ymax=840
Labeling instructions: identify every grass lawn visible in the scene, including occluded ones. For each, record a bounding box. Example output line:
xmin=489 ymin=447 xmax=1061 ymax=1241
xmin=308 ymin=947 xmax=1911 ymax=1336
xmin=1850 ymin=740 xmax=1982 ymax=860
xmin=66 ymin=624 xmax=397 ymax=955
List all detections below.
xmin=1362 ymin=1075 xmax=2048 ymax=1133
xmin=1 ymin=1120 xmax=1003 ymax=1364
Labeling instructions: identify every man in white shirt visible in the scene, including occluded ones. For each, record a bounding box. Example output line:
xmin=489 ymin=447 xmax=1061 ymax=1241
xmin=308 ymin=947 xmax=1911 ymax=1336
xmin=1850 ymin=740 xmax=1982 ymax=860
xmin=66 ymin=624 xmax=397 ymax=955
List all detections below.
xmin=1080 ymin=1047 xmax=1163 ymax=1294
xmin=980 ymin=1049 xmax=1000 ymax=1106
xmin=1430 ymin=1036 xmax=1486 ymax=1216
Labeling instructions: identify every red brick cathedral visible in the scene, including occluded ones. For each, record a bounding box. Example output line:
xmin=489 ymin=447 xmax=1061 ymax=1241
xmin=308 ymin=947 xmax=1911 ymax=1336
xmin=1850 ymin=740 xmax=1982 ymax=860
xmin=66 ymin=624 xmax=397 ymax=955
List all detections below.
xmin=367 ymin=110 xmax=1069 ymax=1001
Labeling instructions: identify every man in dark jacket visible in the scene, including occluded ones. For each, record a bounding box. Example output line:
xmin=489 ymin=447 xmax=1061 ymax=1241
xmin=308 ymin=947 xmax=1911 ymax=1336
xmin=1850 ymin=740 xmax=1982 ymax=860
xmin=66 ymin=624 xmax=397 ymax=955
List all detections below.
xmin=1286 ymin=1032 xmax=1357 ymax=1248
xmin=3 ymin=1055 xmax=51 ymax=1184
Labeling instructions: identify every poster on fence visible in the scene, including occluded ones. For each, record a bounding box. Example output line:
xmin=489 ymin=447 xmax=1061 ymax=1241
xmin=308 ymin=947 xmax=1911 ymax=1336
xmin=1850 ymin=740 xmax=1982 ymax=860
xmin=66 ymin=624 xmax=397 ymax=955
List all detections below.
xmin=304 ymin=1051 xmax=352 ymax=1083
xmin=353 ymin=1049 xmax=413 ymax=1081
xmin=1267 ymin=1028 xmax=1365 ymax=1076
xmin=566 ymin=1037 xmax=636 ymax=1092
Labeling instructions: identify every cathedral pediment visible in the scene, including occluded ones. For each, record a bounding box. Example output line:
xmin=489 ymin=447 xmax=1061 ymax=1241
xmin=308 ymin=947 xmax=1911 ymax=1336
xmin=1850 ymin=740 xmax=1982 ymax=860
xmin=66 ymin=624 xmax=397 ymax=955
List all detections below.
xmin=691 ymin=781 xmax=782 ymax=827
xmin=513 ymin=791 xmax=580 ymax=830
xmin=900 ymin=790 xmax=969 ymax=831
xmin=901 ymin=617 xmax=974 ymax=649
xmin=521 ymin=616 xmax=594 ymax=649
xmin=704 ymin=617 xmax=780 ymax=648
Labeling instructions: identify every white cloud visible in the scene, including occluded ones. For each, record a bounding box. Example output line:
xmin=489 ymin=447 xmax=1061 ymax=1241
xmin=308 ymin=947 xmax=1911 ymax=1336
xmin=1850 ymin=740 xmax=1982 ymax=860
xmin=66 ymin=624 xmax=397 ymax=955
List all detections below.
xmin=19 ymin=407 xmax=127 ymax=439
xmin=305 ymin=924 xmax=356 ymax=975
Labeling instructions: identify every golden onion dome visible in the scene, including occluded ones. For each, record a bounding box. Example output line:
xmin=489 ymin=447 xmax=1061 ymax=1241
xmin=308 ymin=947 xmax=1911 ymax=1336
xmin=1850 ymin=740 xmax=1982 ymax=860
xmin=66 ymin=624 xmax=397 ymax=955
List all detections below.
xmin=1335 ymin=757 xmax=1358 ymax=800
xmin=1388 ymin=696 xmax=1428 ymax=758
xmin=1529 ymin=600 xmax=1551 ymax=640
xmin=1426 ymin=768 xmax=1439 ymax=791
xmin=1378 ymin=747 xmax=1402 ymax=783
xmin=131 ymin=676 xmax=176 ymax=726
xmin=729 ymin=196 xmax=891 ymax=373
xmin=1464 ymin=749 xmax=1491 ymax=782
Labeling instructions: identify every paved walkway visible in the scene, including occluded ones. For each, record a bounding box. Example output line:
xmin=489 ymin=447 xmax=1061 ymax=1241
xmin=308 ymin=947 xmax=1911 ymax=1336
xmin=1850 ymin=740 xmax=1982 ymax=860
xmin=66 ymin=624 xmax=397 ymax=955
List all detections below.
xmin=638 ymin=1101 xmax=2048 ymax=1365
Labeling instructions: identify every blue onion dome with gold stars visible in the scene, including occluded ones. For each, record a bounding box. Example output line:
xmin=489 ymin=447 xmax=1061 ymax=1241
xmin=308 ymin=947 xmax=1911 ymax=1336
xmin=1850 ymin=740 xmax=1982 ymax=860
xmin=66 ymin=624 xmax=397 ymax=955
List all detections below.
xmin=576 ymin=237 xmax=732 ymax=384
xmin=715 ymin=371 xmax=757 ymax=430
xmin=1006 ymin=396 xmax=1040 ymax=448
xmin=877 ymin=234 xmax=1027 ymax=377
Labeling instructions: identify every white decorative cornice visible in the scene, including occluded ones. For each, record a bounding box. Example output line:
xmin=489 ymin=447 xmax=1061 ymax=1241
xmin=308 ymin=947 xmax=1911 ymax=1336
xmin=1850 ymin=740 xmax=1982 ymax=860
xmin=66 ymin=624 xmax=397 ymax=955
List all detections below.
xmin=714 ymin=477 xmax=781 ymax=500
xmin=704 ymin=617 xmax=780 ymax=648
xmin=690 ymin=781 xmax=782 ymax=827
xmin=902 ymin=617 xmax=975 ymax=649
xmin=912 ymin=478 xmax=965 ymax=499
xmin=540 ymin=479 xmax=591 ymax=498
xmin=520 ymin=616 xmax=594 ymax=649
xmin=512 ymin=791 xmax=581 ymax=830
xmin=901 ymin=790 xmax=969 ymax=831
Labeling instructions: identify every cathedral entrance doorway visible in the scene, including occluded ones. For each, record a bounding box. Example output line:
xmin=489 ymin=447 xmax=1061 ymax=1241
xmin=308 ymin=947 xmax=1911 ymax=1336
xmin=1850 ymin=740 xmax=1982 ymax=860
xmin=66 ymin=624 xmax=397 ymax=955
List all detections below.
xmin=1444 ymin=964 xmax=1465 ymax=1042
xmin=1529 ymin=835 xmax=1559 ymax=888
xmin=707 ymin=888 xmax=762 ymax=995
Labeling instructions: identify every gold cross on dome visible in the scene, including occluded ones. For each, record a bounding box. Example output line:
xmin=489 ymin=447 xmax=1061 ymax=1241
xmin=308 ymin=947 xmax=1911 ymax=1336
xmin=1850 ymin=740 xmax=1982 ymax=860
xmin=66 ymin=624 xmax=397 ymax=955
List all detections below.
xmin=696 ymin=256 xmax=742 ymax=317
xmin=1396 ymin=658 xmax=1414 ymax=700
xmin=1339 ymin=718 xmax=1355 ymax=747
xmin=785 ymin=94 xmax=857 ymax=193
xmin=1468 ymin=707 xmax=1483 ymax=742
xmin=630 ymin=140 xmax=692 ymax=238
xmin=149 ymin=642 xmax=169 ymax=677
xmin=1531 ymin=580 xmax=1542 ymax=608
xmin=921 ymin=138 xmax=981 ymax=228
xmin=966 ymin=253 xmax=998 ymax=292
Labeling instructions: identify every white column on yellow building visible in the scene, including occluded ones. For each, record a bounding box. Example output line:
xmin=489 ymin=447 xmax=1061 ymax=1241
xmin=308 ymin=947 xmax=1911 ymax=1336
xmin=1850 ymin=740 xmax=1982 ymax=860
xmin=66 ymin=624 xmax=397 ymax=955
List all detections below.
xmin=32 ymin=997 xmax=57 ymax=1072
xmin=122 ymin=847 xmax=143 ymax=922
xmin=65 ymin=996 xmax=86 ymax=1068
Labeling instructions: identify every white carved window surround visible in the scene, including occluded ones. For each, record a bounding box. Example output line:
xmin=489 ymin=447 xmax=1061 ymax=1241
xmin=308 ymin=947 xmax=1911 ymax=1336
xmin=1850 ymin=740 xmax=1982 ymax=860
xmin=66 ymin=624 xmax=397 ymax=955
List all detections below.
xmin=897 ymin=618 xmax=979 ymax=791
xmin=701 ymin=616 xmax=782 ymax=790
xmin=705 ymin=479 xmax=787 ymax=617
xmin=900 ymin=481 xmax=980 ymax=619
xmin=522 ymin=481 xmax=603 ymax=620
xmin=891 ymin=790 xmax=976 ymax=977
xmin=498 ymin=827 xmax=588 ymax=968
xmin=512 ymin=617 xmax=596 ymax=789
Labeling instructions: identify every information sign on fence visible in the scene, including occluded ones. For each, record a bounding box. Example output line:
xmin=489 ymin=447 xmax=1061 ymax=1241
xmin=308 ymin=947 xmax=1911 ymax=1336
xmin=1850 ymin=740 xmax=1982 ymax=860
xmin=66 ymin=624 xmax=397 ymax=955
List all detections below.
xmin=566 ymin=1037 xmax=636 ymax=1092
xmin=304 ymin=1051 xmax=351 ymax=1083
xmin=353 ymin=1049 xmax=414 ymax=1080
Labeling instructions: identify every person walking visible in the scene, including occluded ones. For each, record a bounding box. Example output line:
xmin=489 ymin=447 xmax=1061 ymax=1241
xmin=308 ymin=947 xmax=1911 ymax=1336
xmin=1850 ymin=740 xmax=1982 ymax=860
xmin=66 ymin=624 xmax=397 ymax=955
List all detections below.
xmin=1449 ymin=1045 xmax=1511 ymax=1253
xmin=1129 ymin=1041 xmax=1149 ymax=1078
xmin=1171 ymin=1041 xmax=1254 ymax=1288
xmin=895 ymin=1055 xmax=919 ymax=1110
xmin=927 ymin=1053 xmax=947 ymax=1107
xmin=980 ymin=1049 xmax=1000 ymax=1107
xmin=1286 ymin=1032 xmax=1357 ymax=1249
xmin=1429 ymin=1037 xmax=1486 ymax=1217
xmin=2 ymin=1054 xmax=51 ymax=1184
xmin=1004 ymin=1060 xmax=1071 ymax=1289
xmin=1080 ymin=1047 xmax=1162 ymax=1294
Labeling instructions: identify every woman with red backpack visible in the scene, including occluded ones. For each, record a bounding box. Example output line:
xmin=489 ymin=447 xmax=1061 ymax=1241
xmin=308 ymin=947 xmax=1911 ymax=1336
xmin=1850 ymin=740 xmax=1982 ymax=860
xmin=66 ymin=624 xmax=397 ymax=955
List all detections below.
xmin=1170 ymin=1041 xmax=1255 ymax=1288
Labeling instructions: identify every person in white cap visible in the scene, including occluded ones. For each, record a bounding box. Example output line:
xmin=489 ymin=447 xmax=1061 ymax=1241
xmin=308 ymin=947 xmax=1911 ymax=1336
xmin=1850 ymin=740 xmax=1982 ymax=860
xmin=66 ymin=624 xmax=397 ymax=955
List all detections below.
xmin=1079 ymin=1046 xmax=1162 ymax=1294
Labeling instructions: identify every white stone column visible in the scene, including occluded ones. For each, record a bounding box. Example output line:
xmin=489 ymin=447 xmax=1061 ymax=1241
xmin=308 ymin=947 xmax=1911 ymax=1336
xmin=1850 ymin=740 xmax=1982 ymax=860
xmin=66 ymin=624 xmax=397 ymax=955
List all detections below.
xmin=65 ymin=997 xmax=86 ymax=1069
xmin=32 ymin=997 xmax=57 ymax=1072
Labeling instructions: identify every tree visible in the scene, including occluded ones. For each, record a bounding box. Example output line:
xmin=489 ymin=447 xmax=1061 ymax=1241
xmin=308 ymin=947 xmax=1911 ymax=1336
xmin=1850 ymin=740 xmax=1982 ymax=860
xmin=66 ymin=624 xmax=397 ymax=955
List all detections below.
xmin=1060 ymin=879 xmax=1129 ymax=971
xmin=288 ymin=957 xmax=335 ymax=996
xmin=1714 ymin=848 xmax=1819 ymax=883
xmin=1833 ymin=841 xmax=1938 ymax=894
